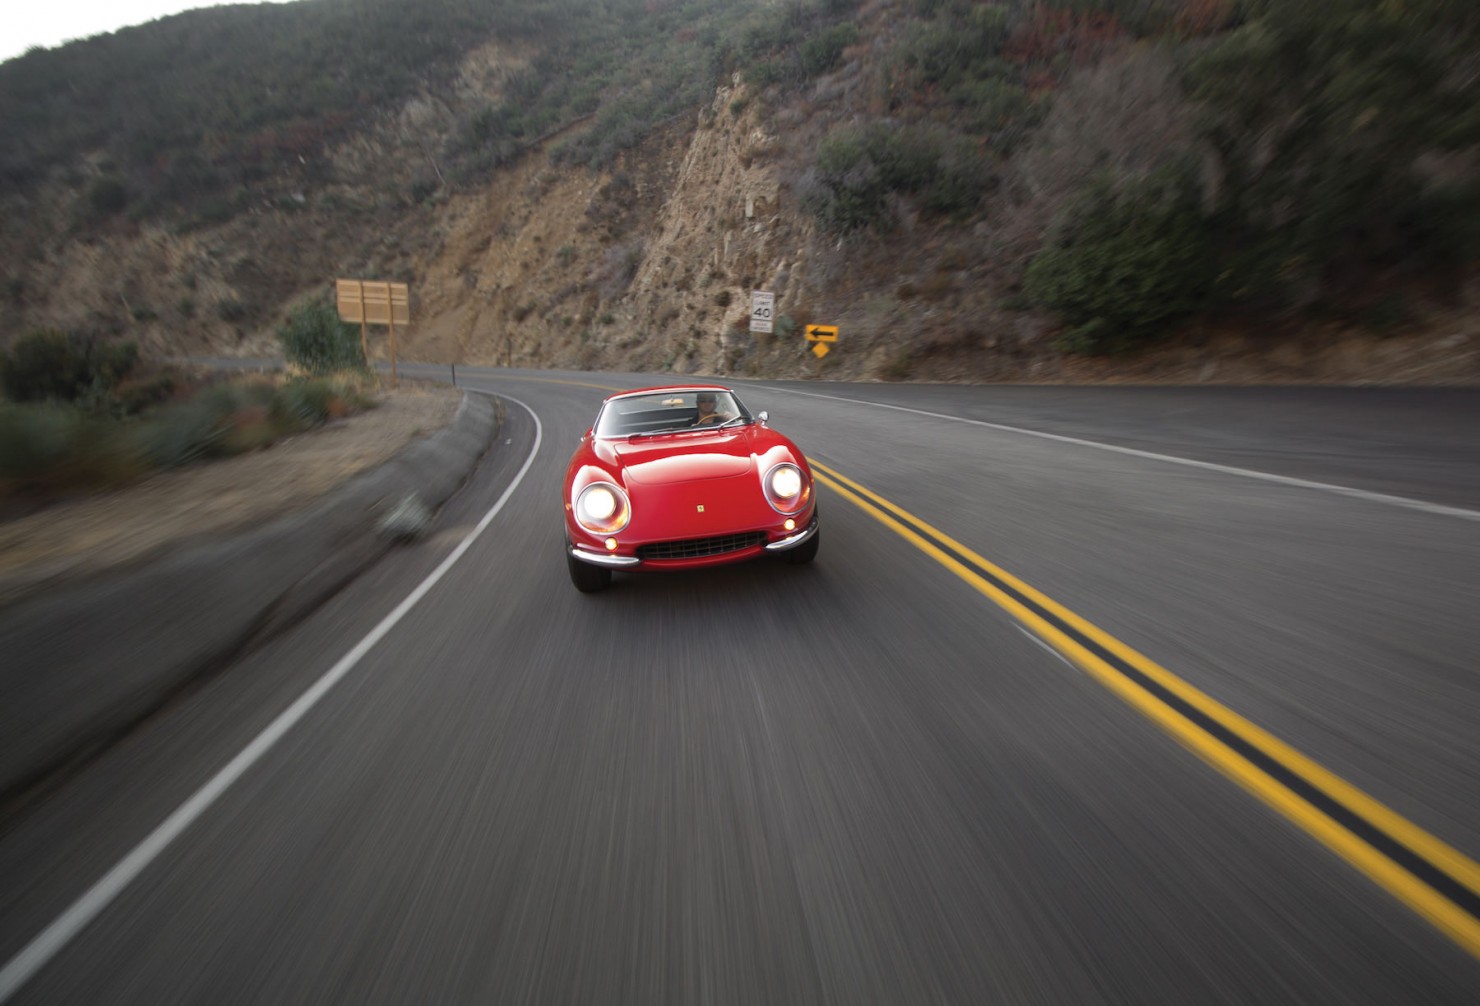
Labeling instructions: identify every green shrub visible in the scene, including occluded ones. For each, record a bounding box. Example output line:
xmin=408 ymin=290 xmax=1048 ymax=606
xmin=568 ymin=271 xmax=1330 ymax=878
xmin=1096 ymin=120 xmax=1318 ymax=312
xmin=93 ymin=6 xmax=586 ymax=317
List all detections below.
xmin=805 ymin=125 xmax=882 ymax=231
xmin=800 ymin=23 xmax=859 ymax=78
xmin=1404 ymin=179 xmax=1480 ymax=281
xmin=129 ymin=378 xmax=291 ymax=467
xmin=0 ymin=403 xmax=84 ymax=479
xmin=893 ymin=6 xmax=1013 ymax=93
xmin=114 ymin=373 xmax=179 ymax=414
xmin=1 ymin=332 xmax=88 ymax=402
xmin=0 ymin=402 xmax=142 ymax=488
xmin=87 ymin=178 xmax=129 ymax=217
xmin=202 ymin=379 xmax=276 ymax=415
xmin=130 ymin=398 xmax=230 ymax=468
xmin=950 ymin=77 xmax=1034 ymax=140
xmin=220 ymin=403 xmax=280 ymax=454
xmin=278 ymin=300 xmax=365 ymax=375
xmin=0 ymin=369 xmax=372 ymax=494
xmin=744 ymin=58 xmax=787 ymax=89
xmin=1360 ymin=294 xmax=1414 ymax=334
xmin=1024 ymin=167 xmax=1214 ymax=353
xmin=805 ymin=122 xmax=987 ymax=232
xmin=1188 ymin=0 xmax=1480 ymax=307
xmin=273 ymin=378 xmax=336 ymax=427
xmin=0 ymin=331 xmax=138 ymax=403
xmin=325 ymin=372 xmax=377 ymax=412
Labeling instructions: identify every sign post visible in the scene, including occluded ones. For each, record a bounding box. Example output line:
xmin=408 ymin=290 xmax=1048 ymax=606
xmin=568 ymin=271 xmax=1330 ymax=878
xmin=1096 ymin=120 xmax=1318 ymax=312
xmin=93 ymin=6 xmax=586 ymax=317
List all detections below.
xmin=336 ymin=279 xmax=410 ymax=387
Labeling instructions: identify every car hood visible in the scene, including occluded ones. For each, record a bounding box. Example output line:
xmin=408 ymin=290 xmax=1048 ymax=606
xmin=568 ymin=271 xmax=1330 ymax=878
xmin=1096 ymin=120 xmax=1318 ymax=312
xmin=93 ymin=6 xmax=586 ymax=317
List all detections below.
xmin=601 ymin=430 xmax=758 ymax=485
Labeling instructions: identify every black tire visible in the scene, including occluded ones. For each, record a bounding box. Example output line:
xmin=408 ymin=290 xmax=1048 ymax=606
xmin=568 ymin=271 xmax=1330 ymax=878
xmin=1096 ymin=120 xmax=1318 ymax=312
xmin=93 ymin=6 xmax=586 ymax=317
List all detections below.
xmin=567 ymin=547 xmax=613 ymax=592
xmin=785 ymin=519 xmax=819 ymax=565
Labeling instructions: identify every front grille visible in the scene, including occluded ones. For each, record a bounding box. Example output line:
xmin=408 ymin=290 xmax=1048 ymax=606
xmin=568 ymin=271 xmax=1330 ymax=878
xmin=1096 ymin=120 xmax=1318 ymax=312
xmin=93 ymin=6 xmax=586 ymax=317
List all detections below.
xmin=637 ymin=531 xmax=766 ymax=561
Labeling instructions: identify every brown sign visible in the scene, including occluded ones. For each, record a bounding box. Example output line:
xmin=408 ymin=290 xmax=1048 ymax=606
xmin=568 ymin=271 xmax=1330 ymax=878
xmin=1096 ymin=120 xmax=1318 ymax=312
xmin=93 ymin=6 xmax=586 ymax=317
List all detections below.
xmin=336 ymin=279 xmax=410 ymax=326
xmin=335 ymin=278 xmax=409 ymax=386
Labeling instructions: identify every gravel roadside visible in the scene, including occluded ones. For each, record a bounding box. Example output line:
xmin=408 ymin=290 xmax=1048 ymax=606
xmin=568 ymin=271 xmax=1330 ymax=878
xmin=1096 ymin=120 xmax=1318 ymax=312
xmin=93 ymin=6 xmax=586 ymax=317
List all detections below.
xmin=0 ymin=381 xmax=463 ymax=608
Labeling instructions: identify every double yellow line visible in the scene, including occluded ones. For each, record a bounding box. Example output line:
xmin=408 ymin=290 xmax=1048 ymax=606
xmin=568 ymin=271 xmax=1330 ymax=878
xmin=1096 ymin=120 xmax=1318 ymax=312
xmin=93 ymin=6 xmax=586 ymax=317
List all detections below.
xmin=812 ymin=459 xmax=1480 ymax=961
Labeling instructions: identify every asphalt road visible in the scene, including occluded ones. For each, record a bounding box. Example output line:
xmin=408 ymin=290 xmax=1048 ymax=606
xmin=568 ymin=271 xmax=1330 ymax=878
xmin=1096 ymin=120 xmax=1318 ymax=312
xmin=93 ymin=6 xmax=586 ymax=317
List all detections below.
xmin=2 ymin=368 xmax=1478 ymax=1003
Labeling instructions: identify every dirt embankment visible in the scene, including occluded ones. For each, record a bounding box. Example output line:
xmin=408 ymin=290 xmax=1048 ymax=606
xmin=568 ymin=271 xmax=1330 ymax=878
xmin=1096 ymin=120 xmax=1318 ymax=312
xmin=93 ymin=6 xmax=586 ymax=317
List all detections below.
xmin=0 ymin=382 xmax=463 ymax=607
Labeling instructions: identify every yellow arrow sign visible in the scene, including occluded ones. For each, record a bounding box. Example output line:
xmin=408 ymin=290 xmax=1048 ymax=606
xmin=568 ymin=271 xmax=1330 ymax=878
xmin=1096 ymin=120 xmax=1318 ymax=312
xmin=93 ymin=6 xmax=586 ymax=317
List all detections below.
xmin=805 ymin=324 xmax=839 ymax=343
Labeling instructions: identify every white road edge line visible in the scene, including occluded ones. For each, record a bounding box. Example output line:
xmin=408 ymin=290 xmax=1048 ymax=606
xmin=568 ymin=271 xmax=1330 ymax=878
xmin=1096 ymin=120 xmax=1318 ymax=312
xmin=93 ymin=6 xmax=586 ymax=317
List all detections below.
xmin=0 ymin=392 xmax=542 ymax=1003
xmin=751 ymin=385 xmax=1480 ymax=522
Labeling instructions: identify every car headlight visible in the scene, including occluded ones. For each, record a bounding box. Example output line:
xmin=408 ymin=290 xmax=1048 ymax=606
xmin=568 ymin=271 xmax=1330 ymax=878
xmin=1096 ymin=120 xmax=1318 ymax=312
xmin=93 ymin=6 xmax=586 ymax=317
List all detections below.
xmin=574 ymin=482 xmax=630 ymax=533
xmin=764 ymin=463 xmax=810 ymax=514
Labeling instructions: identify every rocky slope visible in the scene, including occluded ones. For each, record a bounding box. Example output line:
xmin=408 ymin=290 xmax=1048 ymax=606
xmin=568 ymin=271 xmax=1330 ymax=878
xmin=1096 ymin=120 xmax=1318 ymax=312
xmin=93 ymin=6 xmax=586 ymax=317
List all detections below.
xmin=4 ymin=23 xmax=1477 ymax=386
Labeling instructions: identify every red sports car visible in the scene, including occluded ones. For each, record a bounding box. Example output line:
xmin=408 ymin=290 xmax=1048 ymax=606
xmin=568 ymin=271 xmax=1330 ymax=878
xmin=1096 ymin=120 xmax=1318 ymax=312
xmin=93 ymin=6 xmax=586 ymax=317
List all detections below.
xmin=563 ymin=385 xmax=819 ymax=592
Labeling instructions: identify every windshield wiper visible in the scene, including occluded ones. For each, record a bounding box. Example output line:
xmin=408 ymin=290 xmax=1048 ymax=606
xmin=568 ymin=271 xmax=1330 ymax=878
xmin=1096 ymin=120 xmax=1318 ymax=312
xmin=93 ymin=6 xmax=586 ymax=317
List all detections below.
xmin=627 ymin=426 xmax=691 ymax=439
xmin=715 ymin=416 xmax=751 ymax=430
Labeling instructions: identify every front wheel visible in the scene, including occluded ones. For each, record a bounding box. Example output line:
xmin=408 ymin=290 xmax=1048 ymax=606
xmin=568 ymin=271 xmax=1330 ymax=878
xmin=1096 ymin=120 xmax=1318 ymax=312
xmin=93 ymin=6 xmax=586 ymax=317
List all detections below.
xmin=785 ymin=519 xmax=819 ymax=565
xmin=567 ymin=547 xmax=613 ymax=592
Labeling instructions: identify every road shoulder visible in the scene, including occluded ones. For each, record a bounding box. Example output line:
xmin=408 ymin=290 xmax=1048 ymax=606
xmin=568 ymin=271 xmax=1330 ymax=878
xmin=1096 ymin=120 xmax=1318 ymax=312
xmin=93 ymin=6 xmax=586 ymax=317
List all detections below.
xmin=0 ymin=382 xmax=499 ymax=802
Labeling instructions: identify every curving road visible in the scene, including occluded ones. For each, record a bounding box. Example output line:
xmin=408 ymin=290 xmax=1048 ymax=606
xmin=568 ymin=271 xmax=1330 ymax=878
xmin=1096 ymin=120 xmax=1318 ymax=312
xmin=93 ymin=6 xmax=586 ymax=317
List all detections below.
xmin=2 ymin=368 xmax=1478 ymax=1003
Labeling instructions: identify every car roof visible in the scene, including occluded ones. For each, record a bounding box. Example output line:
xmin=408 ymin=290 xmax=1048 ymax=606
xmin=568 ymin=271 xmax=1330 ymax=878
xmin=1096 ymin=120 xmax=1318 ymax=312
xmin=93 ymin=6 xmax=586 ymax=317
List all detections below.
xmin=603 ymin=384 xmax=732 ymax=403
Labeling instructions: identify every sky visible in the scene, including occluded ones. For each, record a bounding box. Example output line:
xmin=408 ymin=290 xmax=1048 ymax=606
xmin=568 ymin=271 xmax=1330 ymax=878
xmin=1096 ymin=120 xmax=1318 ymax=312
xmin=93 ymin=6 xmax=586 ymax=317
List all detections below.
xmin=3 ymin=1 xmax=301 ymax=65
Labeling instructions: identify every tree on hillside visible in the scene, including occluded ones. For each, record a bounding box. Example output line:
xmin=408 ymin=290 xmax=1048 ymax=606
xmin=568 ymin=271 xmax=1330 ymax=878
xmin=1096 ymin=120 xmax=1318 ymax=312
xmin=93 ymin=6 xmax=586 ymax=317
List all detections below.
xmin=1188 ymin=0 xmax=1480 ymax=305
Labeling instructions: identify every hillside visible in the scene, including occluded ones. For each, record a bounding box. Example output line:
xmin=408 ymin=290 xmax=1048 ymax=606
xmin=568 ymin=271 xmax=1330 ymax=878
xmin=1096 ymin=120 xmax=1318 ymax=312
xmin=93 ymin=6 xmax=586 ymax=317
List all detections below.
xmin=2 ymin=0 xmax=1478 ymax=384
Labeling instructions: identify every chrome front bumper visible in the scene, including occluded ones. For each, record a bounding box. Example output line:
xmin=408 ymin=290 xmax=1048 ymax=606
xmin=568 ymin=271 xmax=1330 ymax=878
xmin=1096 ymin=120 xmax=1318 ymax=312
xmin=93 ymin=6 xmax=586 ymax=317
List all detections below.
xmin=571 ymin=514 xmax=817 ymax=566
xmin=763 ymin=515 xmax=819 ymax=552
xmin=569 ymin=547 xmax=642 ymax=568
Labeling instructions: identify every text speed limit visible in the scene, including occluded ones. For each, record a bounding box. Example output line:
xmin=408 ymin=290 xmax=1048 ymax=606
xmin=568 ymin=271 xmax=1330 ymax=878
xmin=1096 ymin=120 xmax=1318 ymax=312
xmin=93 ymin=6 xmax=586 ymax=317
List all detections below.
xmin=750 ymin=291 xmax=774 ymax=334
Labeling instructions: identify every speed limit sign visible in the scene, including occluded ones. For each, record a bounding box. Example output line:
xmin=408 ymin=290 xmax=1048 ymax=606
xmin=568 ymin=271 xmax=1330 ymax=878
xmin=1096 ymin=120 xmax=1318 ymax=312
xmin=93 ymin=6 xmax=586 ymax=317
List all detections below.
xmin=750 ymin=291 xmax=774 ymax=334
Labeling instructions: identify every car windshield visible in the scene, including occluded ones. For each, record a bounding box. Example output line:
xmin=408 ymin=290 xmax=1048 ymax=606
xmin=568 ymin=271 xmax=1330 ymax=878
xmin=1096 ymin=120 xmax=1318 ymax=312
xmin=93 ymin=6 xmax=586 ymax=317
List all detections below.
xmin=595 ymin=390 xmax=753 ymax=437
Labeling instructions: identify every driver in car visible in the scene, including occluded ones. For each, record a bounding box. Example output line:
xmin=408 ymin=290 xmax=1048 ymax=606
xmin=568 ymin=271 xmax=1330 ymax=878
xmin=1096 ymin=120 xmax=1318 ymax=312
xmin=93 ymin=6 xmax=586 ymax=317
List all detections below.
xmin=692 ymin=392 xmax=732 ymax=427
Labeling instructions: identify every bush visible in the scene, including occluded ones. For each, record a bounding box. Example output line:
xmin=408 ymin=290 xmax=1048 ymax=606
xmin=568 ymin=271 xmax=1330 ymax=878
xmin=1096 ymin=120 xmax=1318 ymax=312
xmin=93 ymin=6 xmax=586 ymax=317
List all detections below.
xmin=273 ymin=378 xmax=336 ymax=427
xmin=1 ymin=368 xmax=373 ymax=497
xmin=131 ymin=381 xmax=272 ymax=465
xmin=893 ymin=6 xmax=1013 ymax=93
xmin=745 ymin=58 xmax=789 ymax=89
xmin=0 ymin=403 xmax=86 ymax=479
xmin=87 ymin=178 xmax=129 ymax=217
xmin=131 ymin=397 xmax=231 ymax=468
xmin=799 ymin=23 xmax=859 ymax=78
xmin=278 ymin=300 xmax=366 ymax=375
xmin=0 ymin=403 xmax=141 ymax=488
xmin=1187 ymin=0 xmax=1480 ymax=307
xmin=950 ymin=77 xmax=1034 ymax=141
xmin=1024 ymin=167 xmax=1214 ymax=352
xmin=804 ymin=122 xmax=987 ymax=232
xmin=0 ymin=331 xmax=138 ymax=404
xmin=217 ymin=298 xmax=248 ymax=322
xmin=114 ymin=373 xmax=178 ymax=414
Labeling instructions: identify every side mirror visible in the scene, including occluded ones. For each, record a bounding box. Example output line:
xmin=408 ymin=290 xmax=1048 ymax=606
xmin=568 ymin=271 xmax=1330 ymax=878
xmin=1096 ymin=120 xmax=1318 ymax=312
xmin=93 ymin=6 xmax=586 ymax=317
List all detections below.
xmin=757 ymin=411 xmax=769 ymax=424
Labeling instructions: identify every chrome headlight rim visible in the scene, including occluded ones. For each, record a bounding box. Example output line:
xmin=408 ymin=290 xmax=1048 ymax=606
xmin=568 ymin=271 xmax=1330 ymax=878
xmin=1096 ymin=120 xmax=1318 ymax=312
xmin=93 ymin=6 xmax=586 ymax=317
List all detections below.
xmin=763 ymin=462 xmax=811 ymax=515
xmin=574 ymin=481 xmax=631 ymax=533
